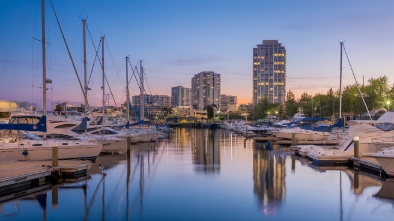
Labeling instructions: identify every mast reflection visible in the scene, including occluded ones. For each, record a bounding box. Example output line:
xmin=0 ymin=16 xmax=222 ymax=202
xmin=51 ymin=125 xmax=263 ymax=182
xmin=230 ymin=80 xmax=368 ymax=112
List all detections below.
xmin=192 ymin=129 xmax=220 ymax=173
xmin=252 ymin=143 xmax=286 ymax=215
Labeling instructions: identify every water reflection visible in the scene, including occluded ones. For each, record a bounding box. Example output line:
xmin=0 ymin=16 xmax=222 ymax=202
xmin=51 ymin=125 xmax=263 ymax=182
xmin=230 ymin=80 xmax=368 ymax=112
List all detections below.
xmin=252 ymin=142 xmax=287 ymax=215
xmin=375 ymin=179 xmax=394 ymax=201
xmin=191 ymin=129 xmax=220 ymax=173
xmin=343 ymin=171 xmax=382 ymax=195
xmin=2 ymin=129 xmax=394 ymax=220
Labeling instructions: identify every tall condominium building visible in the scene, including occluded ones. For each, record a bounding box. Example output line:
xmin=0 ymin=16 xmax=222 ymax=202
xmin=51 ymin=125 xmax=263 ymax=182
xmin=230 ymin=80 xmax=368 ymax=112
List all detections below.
xmin=191 ymin=71 xmax=221 ymax=110
xmin=253 ymin=40 xmax=286 ymax=105
xmin=171 ymin=86 xmax=191 ymax=107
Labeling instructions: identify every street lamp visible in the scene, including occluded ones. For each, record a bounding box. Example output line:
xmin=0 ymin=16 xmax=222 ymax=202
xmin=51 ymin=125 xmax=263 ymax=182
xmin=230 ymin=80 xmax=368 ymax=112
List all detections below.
xmin=387 ymin=100 xmax=391 ymax=111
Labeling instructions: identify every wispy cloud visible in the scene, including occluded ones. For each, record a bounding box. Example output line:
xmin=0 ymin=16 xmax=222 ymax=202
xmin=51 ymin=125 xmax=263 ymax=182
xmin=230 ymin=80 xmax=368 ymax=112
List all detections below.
xmin=168 ymin=55 xmax=221 ymax=67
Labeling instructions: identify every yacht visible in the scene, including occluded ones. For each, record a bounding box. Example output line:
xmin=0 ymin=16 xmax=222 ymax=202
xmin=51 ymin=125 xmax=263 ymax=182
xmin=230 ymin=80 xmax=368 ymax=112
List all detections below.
xmin=8 ymin=113 xmax=127 ymax=154
xmin=0 ymin=130 xmax=102 ymax=161
xmin=306 ymin=112 xmax=394 ymax=165
xmin=371 ymin=147 xmax=394 ymax=177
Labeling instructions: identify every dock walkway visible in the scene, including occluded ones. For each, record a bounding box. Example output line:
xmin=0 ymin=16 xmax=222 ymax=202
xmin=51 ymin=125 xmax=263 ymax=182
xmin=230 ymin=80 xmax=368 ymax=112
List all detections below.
xmin=0 ymin=160 xmax=92 ymax=203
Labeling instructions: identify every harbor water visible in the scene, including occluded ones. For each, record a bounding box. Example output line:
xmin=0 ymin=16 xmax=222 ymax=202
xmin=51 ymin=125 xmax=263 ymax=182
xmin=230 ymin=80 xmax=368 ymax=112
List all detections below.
xmin=1 ymin=128 xmax=394 ymax=220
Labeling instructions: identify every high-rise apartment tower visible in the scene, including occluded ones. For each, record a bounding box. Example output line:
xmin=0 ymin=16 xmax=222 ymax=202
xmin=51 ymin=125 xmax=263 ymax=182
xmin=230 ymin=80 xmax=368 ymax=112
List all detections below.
xmin=191 ymin=71 xmax=221 ymax=110
xmin=253 ymin=40 xmax=286 ymax=105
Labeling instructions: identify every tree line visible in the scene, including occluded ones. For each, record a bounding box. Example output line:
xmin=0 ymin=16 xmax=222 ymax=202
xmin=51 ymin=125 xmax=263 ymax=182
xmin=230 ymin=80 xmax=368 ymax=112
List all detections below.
xmin=250 ymin=76 xmax=394 ymax=120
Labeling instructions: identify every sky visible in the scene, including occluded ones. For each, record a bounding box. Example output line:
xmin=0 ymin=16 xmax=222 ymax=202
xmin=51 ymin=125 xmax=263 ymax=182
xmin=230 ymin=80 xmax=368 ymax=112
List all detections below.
xmin=1 ymin=0 xmax=394 ymax=109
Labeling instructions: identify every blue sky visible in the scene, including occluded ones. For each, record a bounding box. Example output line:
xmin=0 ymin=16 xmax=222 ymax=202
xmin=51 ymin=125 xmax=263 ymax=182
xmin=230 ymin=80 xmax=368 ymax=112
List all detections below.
xmin=1 ymin=0 xmax=394 ymax=108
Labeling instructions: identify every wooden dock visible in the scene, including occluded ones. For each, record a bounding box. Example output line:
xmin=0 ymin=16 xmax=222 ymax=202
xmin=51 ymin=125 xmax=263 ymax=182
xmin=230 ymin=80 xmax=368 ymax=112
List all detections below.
xmin=0 ymin=160 xmax=92 ymax=203
xmin=252 ymin=137 xmax=340 ymax=146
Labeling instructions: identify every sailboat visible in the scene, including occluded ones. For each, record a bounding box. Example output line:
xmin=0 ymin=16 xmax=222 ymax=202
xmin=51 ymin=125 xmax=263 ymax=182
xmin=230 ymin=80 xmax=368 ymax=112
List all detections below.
xmin=0 ymin=0 xmax=102 ymax=161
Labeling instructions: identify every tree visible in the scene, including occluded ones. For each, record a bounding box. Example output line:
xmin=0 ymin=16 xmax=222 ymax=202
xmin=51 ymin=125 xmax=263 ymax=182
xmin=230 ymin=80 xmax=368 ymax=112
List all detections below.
xmin=205 ymin=105 xmax=214 ymax=120
xmin=161 ymin=106 xmax=173 ymax=118
xmin=284 ymin=90 xmax=298 ymax=118
xmin=364 ymin=76 xmax=390 ymax=109
xmin=251 ymin=97 xmax=271 ymax=120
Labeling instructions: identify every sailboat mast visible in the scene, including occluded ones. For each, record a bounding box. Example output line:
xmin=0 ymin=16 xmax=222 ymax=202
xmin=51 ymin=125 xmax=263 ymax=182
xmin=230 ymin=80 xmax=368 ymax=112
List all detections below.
xmin=126 ymin=56 xmax=130 ymax=122
xmin=83 ymin=19 xmax=88 ymax=134
xmin=83 ymin=20 xmax=88 ymax=115
xmin=339 ymin=42 xmax=343 ymax=119
xmin=41 ymin=0 xmax=47 ymax=139
xmin=101 ymin=36 xmax=105 ymax=120
xmin=140 ymin=61 xmax=144 ymax=121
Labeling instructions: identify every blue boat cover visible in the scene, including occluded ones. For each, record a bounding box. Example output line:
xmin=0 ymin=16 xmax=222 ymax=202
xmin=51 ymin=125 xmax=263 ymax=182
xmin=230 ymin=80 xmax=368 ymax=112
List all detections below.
xmin=125 ymin=120 xmax=145 ymax=129
xmin=0 ymin=116 xmax=47 ymax=132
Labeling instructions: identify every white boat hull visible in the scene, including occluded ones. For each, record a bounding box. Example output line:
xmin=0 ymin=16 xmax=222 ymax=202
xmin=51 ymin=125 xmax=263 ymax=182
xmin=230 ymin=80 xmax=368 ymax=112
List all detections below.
xmin=0 ymin=141 xmax=102 ymax=161
xmin=99 ymin=138 xmax=128 ymax=153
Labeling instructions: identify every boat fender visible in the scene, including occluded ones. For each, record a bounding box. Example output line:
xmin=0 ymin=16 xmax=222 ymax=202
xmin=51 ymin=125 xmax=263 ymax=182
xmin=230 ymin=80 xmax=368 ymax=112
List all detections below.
xmin=22 ymin=149 xmax=29 ymax=156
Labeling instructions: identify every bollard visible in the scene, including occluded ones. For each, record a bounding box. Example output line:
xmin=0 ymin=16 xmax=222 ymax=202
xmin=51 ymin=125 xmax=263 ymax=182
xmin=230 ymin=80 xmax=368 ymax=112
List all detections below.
xmin=353 ymin=136 xmax=359 ymax=158
xmin=292 ymin=133 xmax=296 ymax=146
xmin=52 ymin=146 xmax=58 ymax=168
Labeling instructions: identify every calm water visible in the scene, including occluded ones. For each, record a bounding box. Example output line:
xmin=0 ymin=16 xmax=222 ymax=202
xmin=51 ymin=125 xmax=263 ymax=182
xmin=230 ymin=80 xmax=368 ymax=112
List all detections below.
xmin=1 ymin=128 xmax=394 ymax=221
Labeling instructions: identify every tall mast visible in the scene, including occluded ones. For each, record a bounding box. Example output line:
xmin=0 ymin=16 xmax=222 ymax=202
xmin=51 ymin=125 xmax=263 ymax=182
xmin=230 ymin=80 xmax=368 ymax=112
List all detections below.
xmin=339 ymin=42 xmax=343 ymax=119
xmin=140 ymin=61 xmax=144 ymax=121
xmin=41 ymin=0 xmax=47 ymax=139
xmin=82 ymin=19 xmax=88 ymax=134
xmin=126 ymin=56 xmax=130 ymax=123
xmin=101 ymin=36 xmax=105 ymax=121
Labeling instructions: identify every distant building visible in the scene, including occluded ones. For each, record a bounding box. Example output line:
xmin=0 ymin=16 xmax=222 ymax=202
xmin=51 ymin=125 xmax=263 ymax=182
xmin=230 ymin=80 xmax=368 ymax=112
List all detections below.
xmin=238 ymin=103 xmax=253 ymax=112
xmin=219 ymin=94 xmax=237 ymax=113
xmin=253 ymin=40 xmax=286 ymax=105
xmin=171 ymin=86 xmax=191 ymax=107
xmin=132 ymin=94 xmax=171 ymax=119
xmin=191 ymin=71 xmax=221 ymax=110
xmin=173 ymin=106 xmax=194 ymax=117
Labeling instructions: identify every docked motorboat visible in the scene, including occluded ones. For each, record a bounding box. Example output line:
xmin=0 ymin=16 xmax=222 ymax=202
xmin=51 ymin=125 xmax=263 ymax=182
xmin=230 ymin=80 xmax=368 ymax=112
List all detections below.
xmin=306 ymin=112 xmax=394 ymax=165
xmin=9 ymin=113 xmax=129 ymax=154
xmin=272 ymin=128 xmax=331 ymax=141
xmin=371 ymin=147 xmax=394 ymax=177
xmin=0 ymin=130 xmax=102 ymax=161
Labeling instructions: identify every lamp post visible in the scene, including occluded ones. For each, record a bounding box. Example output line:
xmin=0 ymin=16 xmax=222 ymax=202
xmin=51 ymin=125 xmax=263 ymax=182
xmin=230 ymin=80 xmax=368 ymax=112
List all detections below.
xmin=387 ymin=100 xmax=391 ymax=111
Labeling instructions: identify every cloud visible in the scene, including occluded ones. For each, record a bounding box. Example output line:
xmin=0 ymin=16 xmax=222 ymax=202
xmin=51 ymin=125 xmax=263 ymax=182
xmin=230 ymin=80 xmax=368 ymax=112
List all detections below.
xmin=168 ymin=55 xmax=221 ymax=67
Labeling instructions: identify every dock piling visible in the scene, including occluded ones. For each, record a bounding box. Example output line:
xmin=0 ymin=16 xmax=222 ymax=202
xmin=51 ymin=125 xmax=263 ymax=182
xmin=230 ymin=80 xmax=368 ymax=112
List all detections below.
xmin=354 ymin=172 xmax=359 ymax=189
xmin=52 ymin=185 xmax=58 ymax=208
xmin=354 ymin=136 xmax=359 ymax=158
xmin=52 ymin=146 xmax=58 ymax=168
xmin=126 ymin=137 xmax=131 ymax=156
xmin=292 ymin=133 xmax=296 ymax=145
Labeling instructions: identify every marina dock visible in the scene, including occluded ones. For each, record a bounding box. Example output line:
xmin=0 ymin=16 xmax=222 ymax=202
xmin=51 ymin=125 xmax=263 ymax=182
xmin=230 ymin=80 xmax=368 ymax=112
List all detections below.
xmin=0 ymin=160 xmax=92 ymax=203
xmin=252 ymin=136 xmax=340 ymax=146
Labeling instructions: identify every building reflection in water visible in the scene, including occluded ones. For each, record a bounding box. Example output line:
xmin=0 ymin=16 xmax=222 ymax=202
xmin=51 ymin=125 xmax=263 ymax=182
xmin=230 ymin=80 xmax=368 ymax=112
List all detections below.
xmin=252 ymin=142 xmax=286 ymax=215
xmin=191 ymin=129 xmax=220 ymax=173
xmin=174 ymin=128 xmax=193 ymax=150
